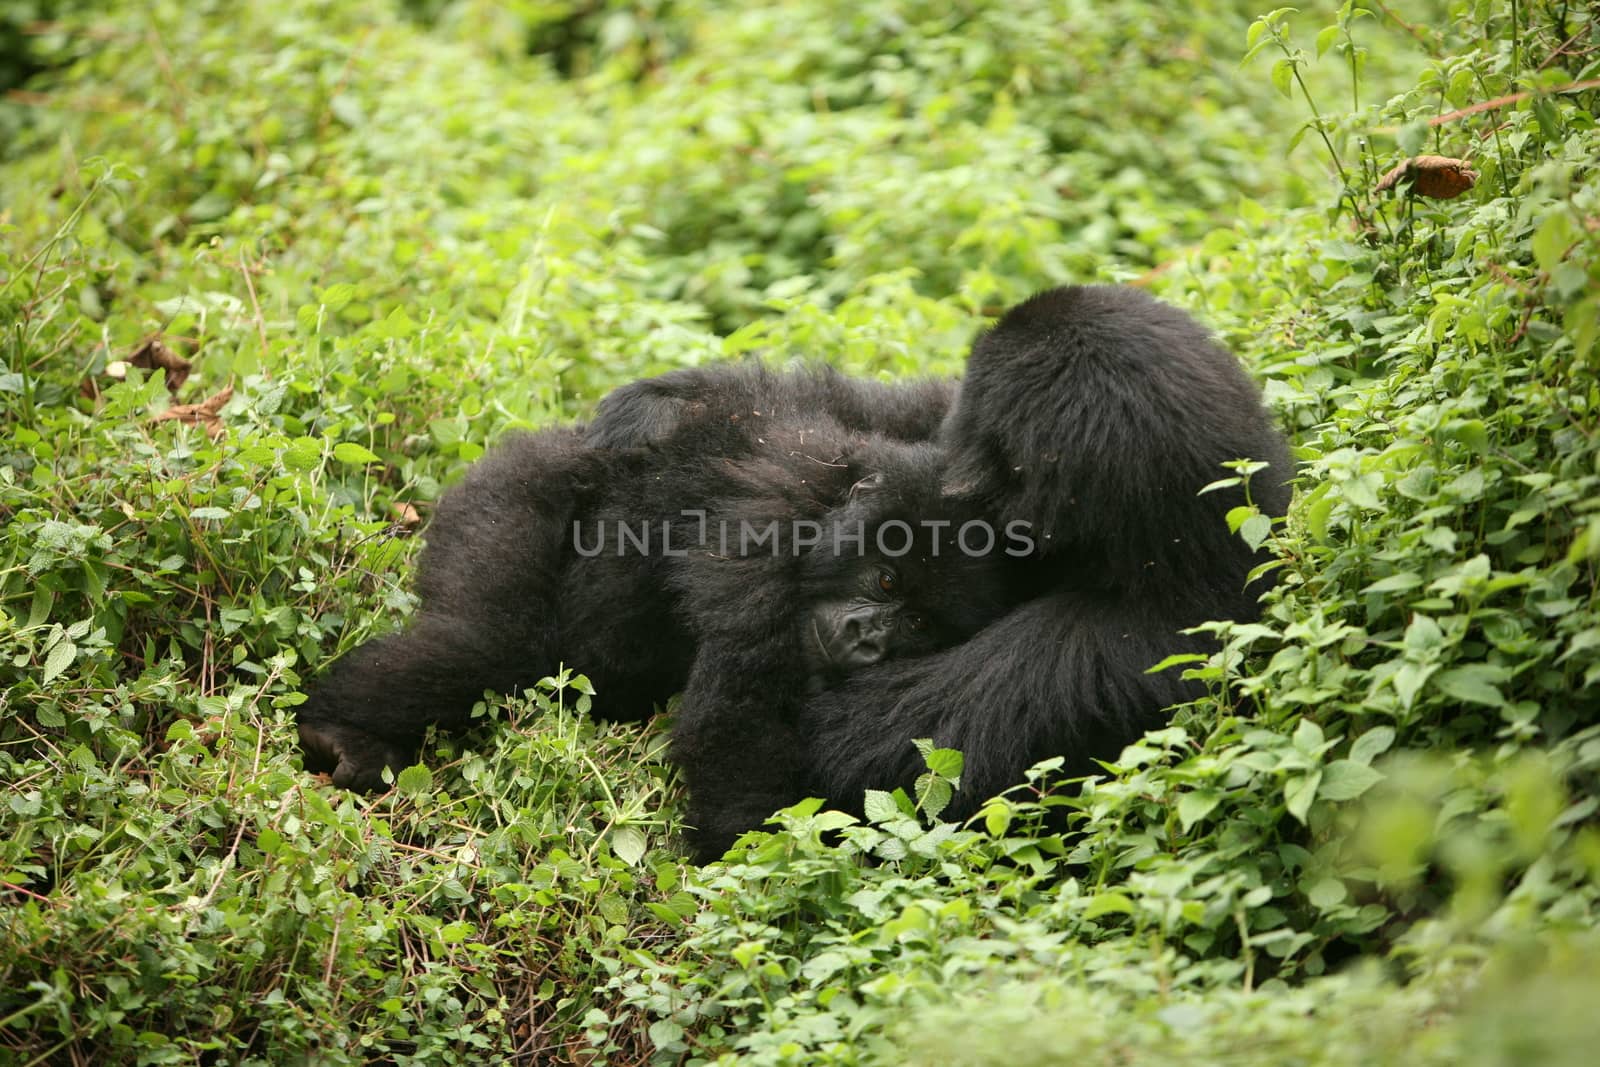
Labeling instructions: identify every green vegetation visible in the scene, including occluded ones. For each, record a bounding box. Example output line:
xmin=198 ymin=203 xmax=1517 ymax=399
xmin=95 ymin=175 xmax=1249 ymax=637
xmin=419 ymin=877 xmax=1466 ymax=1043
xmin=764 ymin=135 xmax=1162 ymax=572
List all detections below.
xmin=1 ymin=0 xmax=1597 ymax=1062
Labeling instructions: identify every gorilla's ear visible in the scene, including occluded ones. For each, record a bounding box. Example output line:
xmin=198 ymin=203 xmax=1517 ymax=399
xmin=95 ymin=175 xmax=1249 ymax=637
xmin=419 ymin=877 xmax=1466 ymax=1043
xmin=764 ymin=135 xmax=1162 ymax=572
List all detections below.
xmin=849 ymin=472 xmax=885 ymax=498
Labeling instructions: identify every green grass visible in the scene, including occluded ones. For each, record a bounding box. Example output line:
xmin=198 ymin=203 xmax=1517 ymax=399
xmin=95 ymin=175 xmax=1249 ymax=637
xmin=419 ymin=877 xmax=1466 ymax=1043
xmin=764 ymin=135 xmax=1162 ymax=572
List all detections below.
xmin=1 ymin=0 xmax=1597 ymax=1063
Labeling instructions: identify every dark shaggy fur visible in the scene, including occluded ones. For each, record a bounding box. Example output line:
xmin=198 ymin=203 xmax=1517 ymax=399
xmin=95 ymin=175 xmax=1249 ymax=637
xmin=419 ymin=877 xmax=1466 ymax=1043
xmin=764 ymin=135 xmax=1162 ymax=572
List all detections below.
xmin=663 ymin=444 xmax=1015 ymax=856
xmin=589 ymin=286 xmax=1294 ymax=849
xmin=584 ymin=363 xmax=955 ymax=450
xmin=795 ymin=285 xmax=1294 ymax=822
xmin=295 ymin=368 xmax=999 ymax=825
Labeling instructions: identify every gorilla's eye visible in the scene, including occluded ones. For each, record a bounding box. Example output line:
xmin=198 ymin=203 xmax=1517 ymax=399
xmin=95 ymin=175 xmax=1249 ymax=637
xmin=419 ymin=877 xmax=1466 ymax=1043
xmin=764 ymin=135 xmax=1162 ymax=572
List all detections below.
xmin=905 ymin=614 xmax=928 ymax=632
xmin=877 ymin=569 xmax=897 ymax=594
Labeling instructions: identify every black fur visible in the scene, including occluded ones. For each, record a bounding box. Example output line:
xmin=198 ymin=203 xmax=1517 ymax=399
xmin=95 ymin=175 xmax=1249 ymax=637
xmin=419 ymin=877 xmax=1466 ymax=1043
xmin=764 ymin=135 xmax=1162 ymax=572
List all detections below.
xmin=584 ymin=362 xmax=954 ymax=450
xmin=622 ymin=286 xmax=1294 ymax=852
xmin=301 ymin=286 xmax=1292 ymax=862
xmin=295 ymin=369 xmax=991 ymax=803
xmin=662 ymin=443 xmax=1016 ymax=857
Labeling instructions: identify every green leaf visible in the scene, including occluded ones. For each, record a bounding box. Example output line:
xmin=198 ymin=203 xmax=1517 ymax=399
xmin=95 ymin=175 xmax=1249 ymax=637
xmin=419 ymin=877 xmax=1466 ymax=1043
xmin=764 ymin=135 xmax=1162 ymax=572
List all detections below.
xmin=1403 ymin=613 xmax=1444 ymax=656
xmin=1177 ymin=789 xmax=1221 ymax=831
xmin=1318 ymin=760 xmax=1383 ymax=801
xmin=1292 ymin=717 xmax=1325 ymax=755
xmin=1392 ymin=662 xmax=1436 ymax=710
xmin=647 ymin=1020 xmax=684 ymax=1050
xmin=981 ymin=801 xmax=1012 ymax=838
xmin=1349 ymin=726 xmax=1395 ymax=766
xmin=42 ymin=634 xmax=76 ymax=685
xmin=610 ymin=826 xmax=647 ymax=866
xmin=1531 ymin=213 xmax=1576 ymax=275
xmin=394 ymin=764 xmax=434 ymax=797
xmin=1307 ymin=877 xmax=1348 ymax=908
xmin=914 ymin=774 xmax=953 ymax=819
xmin=1363 ymin=572 xmax=1421 ymax=594
xmin=438 ymin=920 xmax=473 ymax=944
xmin=1285 ymin=769 xmax=1322 ymax=823
xmin=1240 ymin=513 xmax=1272 ymax=551
xmin=862 ymin=789 xmax=900 ymax=824
xmin=332 ymin=441 xmax=381 ymax=464
xmin=1082 ymin=892 xmax=1135 ymax=920
xmin=922 ymin=747 xmax=964 ymax=780
xmin=282 ymin=437 xmax=323 ymax=472
xmin=1271 ymin=58 xmax=1296 ymax=98
xmin=1433 ymin=665 xmax=1507 ymax=706
xmin=1147 ymin=652 xmax=1209 ymax=674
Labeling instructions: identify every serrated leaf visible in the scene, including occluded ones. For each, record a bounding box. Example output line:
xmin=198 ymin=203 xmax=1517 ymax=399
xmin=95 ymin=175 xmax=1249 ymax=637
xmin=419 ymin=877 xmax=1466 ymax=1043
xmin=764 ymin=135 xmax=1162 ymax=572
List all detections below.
xmin=394 ymin=764 xmax=433 ymax=797
xmin=320 ymin=283 xmax=356 ymax=310
xmin=862 ymin=789 xmax=899 ymax=824
xmin=282 ymin=437 xmax=323 ymax=472
xmin=915 ymin=774 xmax=953 ymax=819
xmin=332 ymin=441 xmax=381 ymax=464
xmin=922 ymin=747 xmax=963 ymax=779
xmin=42 ymin=635 xmax=76 ymax=685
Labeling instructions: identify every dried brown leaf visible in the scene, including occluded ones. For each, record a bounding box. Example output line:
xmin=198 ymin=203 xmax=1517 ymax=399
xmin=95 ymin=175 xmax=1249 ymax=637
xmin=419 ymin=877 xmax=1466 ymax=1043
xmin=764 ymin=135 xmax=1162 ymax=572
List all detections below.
xmin=1374 ymin=155 xmax=1478 ymax=199
xmin=129 ymin=335 xmax=193 ymax=391
xmin=152 ymin=386 xmax=233 ymax=440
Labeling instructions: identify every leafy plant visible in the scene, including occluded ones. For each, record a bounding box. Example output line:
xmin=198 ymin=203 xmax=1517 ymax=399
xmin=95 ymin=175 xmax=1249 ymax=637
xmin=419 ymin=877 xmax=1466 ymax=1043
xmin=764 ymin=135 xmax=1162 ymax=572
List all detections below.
xmin=1 ymin=0 xmax=1596 ymax=1063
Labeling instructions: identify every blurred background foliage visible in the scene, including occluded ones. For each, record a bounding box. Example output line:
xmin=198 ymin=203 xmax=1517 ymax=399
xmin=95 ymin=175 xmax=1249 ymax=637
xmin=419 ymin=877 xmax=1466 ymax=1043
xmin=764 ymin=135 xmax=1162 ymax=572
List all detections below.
xmin=1 ymin=0 xmax=1597 ymax=1063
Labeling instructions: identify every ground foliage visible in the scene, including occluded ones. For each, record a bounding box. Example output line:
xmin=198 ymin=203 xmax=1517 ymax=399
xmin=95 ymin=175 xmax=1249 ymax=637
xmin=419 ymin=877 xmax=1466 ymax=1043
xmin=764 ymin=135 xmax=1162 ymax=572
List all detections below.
xmin=0 ymin=0 xmax=1597 ymax=1063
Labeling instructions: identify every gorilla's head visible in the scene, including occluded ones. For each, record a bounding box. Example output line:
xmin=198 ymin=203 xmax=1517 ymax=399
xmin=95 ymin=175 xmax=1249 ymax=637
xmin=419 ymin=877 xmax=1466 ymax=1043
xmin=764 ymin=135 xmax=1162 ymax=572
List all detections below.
xmin=937 ymin=285 xmax=1293 ymax=600
xmin=797 ymin=439 xmax=1019 ymax=689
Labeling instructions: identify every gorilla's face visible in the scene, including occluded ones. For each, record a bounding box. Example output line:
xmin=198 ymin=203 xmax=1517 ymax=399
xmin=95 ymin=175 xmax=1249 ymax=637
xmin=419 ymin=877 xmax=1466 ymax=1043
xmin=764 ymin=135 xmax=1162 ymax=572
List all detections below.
xmin=796 ymin=440 xmax=1021 ymax=691
xmin=803 ymin=558 xmax=949 ymax=681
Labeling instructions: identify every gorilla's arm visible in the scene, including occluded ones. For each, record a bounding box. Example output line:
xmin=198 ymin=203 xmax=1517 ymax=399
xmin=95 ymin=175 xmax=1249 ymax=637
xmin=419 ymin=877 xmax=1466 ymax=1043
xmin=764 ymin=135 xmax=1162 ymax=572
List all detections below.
xmin=798 ymin=593 xmax=1206 ymax=819
xmin=585 ymin=364 xmax=954 ymax=450
xmin=296 ymin=431 xmax=584 ymax=789
xmin=662 ymin=494 xmax=821 ymax=860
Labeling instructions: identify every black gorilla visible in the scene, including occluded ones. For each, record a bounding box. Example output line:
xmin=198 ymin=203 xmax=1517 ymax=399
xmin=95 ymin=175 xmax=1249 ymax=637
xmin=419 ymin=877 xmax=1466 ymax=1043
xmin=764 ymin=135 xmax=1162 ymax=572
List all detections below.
xmin=301 ymin=283 xmax=1291 ymax=862
xmin=594 ymin=286 xmax=1293 ymax=854
xmin=296 ymin=372 xmax=1011 ymax=799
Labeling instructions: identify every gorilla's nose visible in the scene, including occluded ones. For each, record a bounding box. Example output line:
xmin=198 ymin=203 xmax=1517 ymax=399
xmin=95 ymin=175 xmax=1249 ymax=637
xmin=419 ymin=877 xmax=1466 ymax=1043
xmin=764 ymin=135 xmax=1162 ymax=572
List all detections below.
xmin=837 ymin=615 xmax=889 ymax=668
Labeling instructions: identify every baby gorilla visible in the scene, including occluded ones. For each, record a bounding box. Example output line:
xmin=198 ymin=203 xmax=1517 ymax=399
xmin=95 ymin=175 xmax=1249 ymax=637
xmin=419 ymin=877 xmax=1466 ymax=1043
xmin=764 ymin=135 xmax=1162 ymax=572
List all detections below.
xmin=296 ymin=387 xmax=1013 ymax=801
xmin=661 ymin=439 xmax=1017 ymax=857
xmin=804 ymin=558 xmax=938 ymax=686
